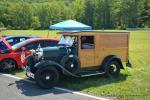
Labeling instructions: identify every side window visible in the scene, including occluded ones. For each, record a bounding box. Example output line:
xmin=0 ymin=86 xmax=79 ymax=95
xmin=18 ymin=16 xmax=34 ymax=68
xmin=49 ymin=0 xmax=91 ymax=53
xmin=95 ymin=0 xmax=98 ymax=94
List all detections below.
xmin=81 ymin=36 xmax=94 ymax=49
xmin=44 ymin=40 xmax=58 ymax=47
xmin=7 ymin=39 xmax=14 ymax=45
xmin=13 ymin=38 xmax=21 ymax=44
xmin=19 ymin=38 xmax=26 ymax=42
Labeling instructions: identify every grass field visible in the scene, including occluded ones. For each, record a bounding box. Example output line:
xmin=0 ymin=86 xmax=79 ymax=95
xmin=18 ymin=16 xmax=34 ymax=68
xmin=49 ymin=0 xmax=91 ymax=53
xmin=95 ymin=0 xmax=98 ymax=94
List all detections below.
xmin=1 ymin=30 xmax=60 ymax=38
xmin=1 ymin=30 xmax=150 ymax=100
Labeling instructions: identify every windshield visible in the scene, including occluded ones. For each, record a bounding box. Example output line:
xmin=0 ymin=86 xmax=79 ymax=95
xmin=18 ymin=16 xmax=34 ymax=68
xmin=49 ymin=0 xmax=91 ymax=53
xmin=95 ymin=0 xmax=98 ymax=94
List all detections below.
xmin=58 ymin=35 xmax=76 ymax=46
xmin=12 ymin=39 xmax=29 ymax=50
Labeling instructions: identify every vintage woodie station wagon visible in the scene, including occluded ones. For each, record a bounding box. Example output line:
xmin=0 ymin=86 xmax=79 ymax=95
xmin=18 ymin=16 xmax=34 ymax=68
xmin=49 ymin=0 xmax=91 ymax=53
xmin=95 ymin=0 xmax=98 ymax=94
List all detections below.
xmin=26 ymin=31 xmax=130 ymax=89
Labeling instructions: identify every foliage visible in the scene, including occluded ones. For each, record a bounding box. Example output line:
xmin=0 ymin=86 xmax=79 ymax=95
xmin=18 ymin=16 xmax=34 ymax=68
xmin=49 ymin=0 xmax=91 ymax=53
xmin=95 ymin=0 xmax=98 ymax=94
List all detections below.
xmin=31 ymin=17 xmax=41 ymax=29
xmin=0 ymin=21 xmax=4 ymax=27
xmin=0 ymin=0 xmax=149 ymax=29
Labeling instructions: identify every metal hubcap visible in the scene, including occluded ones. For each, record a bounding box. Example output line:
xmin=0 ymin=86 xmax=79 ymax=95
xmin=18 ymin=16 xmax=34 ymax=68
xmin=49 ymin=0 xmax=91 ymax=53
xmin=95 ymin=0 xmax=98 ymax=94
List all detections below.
xmin=70 ymin=64 xmax=74 ymax=68
xmin=110 ymin=64 xmax=117 ymax=73
xmin=45 ymin=76 xmax=50 ymax=80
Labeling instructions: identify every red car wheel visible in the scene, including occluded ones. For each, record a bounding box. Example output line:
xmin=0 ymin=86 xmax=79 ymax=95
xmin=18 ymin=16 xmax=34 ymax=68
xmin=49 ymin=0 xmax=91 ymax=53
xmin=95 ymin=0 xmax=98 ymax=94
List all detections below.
xmin=0 ymin=59 xmax=16 ymax=72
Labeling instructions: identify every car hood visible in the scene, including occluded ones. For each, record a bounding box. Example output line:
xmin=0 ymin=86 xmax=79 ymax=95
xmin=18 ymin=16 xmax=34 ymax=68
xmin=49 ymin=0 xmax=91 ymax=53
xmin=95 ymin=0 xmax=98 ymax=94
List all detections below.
xmin=0 ymin=35 xmax=12 ymax=50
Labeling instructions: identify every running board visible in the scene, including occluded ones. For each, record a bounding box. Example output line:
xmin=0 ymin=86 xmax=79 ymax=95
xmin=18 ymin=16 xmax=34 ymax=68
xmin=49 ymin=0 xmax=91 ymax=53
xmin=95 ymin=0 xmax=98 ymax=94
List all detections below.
xmin=78 ymin=71 xmax=105 ymax=77
xmin=81 ymin=72 xmax=105 ymax=77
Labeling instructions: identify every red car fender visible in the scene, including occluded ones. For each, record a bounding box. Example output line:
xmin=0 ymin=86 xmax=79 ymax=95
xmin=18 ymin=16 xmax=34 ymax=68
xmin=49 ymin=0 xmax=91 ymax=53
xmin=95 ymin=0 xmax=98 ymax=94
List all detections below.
xmin=12 ymin=50 xmax=31 ymax=68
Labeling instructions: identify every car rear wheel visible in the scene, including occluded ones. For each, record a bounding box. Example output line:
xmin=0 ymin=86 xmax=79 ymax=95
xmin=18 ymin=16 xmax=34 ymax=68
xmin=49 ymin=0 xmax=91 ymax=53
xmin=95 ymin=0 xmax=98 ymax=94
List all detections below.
xmin=105 ymin=60 xmax=121 ymax=78
xmin=35 ymin=67 xmax=60 ymax=89
xmin=0 ymin=59 xmax=16 ymax=72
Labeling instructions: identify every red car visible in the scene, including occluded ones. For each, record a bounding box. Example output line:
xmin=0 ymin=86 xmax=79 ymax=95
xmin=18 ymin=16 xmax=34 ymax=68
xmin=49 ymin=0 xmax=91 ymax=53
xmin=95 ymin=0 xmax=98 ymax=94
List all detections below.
xmin=0 ymin=37 xmax=58 ymax=72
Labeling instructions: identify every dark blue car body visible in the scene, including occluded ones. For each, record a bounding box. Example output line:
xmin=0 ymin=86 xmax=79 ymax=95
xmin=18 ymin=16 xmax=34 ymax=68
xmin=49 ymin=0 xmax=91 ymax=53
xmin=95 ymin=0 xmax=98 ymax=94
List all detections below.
xmin=0 ymin=36 xmax=40 ymax=50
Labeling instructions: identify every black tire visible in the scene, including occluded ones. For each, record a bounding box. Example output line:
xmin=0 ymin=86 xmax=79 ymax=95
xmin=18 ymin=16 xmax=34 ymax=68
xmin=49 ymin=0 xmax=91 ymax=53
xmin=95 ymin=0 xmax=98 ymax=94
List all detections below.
xmin=34 ymin=66 xmax=60 ymax=89
xmin=61 ymin=55 xmax=80 ymax=75
xmin=105 ymin=60 xmax=121 ymax=78
xmin=0 ymin=59 xmax=16 ymax=72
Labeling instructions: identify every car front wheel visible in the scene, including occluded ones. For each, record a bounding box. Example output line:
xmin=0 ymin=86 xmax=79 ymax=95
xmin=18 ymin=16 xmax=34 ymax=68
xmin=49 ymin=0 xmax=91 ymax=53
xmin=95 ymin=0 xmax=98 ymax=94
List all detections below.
xmin=35 ymin=66 xmax=60 ymax=89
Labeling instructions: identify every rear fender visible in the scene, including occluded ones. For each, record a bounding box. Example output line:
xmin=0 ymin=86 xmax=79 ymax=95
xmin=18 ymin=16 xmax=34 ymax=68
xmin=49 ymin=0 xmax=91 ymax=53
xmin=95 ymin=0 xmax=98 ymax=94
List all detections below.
xmin=102 ymin=55 xmax=124 ymax=69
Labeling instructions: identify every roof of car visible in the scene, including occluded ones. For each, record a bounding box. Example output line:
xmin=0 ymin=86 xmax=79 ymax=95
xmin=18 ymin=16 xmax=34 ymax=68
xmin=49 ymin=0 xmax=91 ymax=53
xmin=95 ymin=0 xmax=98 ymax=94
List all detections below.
xmin=5 ymin=35 xmax=40 ymax=39
xmin=0 ymin=35 xmax=40 ymax=42
xmin=57 ymin=31 xmax=129 ymax=36
xmin=28 ymin=38 xmax=59 ymax=42
xmin=11 ymin=38 xmax=59 ymax=50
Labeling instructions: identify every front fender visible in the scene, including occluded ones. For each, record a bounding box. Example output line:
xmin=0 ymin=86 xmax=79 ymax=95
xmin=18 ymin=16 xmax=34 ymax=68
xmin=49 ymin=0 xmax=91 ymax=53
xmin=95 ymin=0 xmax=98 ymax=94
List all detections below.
xmin=34 ymin=60 xmax=61 ymax=69
xmin=34 ymin=60 xmax=80 ymax=77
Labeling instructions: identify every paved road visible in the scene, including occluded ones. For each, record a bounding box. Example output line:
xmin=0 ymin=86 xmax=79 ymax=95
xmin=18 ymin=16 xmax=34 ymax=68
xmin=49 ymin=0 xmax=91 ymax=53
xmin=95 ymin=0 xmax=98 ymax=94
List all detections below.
xmin=0 ymin=73 xmax=108 ymax=100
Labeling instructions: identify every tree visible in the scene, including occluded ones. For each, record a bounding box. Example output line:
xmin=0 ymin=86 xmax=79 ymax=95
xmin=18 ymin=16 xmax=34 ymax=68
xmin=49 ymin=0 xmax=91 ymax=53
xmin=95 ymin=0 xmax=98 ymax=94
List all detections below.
xmin=10 ymin=3 xmax=33 ymax=29
xmin=31 ymin=16 xmax=41 ymax=29
xmin=139 ymin=0 xmax=150 ymax=27
xmin=71 ymin=0 xmax=85 ymax=22
xmin=0 ymin=22 xmax=4 ymax=27
xmin=94 ymin=0 xmax=114 ymax=29
xmin=0 ymin=0 xmax=149 ymax=29
xmin=84 ymin=0 xmax=94 ymax=27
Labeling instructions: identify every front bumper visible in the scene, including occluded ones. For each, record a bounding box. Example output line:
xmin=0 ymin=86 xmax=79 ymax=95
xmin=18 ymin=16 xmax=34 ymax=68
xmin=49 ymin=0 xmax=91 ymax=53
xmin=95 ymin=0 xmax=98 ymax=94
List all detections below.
xmin=25 ymin=66 xmax=35 ymax=79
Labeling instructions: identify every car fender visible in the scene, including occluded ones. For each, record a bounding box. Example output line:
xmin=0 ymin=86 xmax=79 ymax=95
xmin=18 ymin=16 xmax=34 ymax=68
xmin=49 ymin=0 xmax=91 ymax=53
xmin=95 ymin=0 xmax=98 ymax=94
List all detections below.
xmin=34 ymin=60 xmax=80 ymax=77
xmin=102 ymin=55 xmax=124 ymax=69
xmin=34 ymin=60 xmax=62 ymax=70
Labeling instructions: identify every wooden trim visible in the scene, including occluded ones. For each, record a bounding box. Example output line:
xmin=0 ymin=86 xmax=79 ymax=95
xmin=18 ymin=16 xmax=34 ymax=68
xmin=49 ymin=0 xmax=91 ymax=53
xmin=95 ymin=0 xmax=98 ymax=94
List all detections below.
xmin=127 ymin=32 xmax=130 ymax=61
xmin=100 ymin=47 xmax=128 ymax=50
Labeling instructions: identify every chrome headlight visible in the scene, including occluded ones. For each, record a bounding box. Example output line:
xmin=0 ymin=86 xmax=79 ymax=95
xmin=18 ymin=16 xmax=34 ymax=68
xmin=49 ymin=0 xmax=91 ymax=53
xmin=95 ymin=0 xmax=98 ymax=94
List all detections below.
xmin=30 ymin=48 xmax=43 ymax=60
xmin=36 ymin=48 xmax=43 ymax=59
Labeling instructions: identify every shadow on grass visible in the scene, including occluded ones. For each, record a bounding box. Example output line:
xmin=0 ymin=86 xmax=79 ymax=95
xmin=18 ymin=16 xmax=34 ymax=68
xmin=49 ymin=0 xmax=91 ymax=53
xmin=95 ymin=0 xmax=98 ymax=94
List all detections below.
xmin=60 ymin=73 xmax=128 ymax=91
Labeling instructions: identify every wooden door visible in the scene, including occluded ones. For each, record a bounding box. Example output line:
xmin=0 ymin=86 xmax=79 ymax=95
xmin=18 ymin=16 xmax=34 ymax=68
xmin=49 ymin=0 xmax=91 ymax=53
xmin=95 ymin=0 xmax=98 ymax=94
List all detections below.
xmin=78 ymin=35 xmax=95 ymax=68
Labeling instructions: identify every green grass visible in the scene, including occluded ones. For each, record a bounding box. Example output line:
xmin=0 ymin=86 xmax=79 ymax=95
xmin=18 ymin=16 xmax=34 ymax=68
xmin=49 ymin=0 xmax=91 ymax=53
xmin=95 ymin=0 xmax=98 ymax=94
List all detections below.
xmin=1 ymin=30 xmax=150 ymax=100
xmin=1 ymin=30 xmax=61 ymax=38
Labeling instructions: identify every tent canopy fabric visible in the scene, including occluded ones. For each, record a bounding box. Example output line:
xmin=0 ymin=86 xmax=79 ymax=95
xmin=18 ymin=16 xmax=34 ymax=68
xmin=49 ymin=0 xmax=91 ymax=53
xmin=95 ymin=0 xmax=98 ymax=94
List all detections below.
xmin=49 ymin=20 xmax=92 ymax=30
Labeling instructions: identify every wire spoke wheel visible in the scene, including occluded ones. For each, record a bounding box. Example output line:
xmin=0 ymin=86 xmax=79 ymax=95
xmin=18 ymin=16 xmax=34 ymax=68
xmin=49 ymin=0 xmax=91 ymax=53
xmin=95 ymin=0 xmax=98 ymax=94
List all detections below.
xmin=40 ymin=71 xmax=55 ymax=86
xmin=109 ymin=64 xmax=118 ymax=74
xmin=65 ymin=59 xmax=78 ymax=73
xmin=35 ymin=67 xmax=59 ymax=89
xmin=106 ymin=60 xmax=121 ymax=78
xmin=61 ymin=55 xmax=80 ymax=75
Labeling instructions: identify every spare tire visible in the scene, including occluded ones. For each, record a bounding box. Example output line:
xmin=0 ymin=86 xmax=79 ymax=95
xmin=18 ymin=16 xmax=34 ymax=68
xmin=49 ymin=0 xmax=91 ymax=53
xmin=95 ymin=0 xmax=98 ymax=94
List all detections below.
xmin=60 ymin=55 xmax=80 ymax=75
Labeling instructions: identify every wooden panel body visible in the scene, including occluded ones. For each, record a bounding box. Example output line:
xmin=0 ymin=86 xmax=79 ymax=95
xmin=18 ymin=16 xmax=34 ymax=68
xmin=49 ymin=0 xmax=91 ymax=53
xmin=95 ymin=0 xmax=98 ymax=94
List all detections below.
xmin=94 ymin=33 xmax=129 ymax=67
xmin=78 ymin=34 xmax=95 ymax=67
xmin=61 ymin=31 xmax=129 ymax=68
xmin=77 ymin=32 xmax=129 ymax=68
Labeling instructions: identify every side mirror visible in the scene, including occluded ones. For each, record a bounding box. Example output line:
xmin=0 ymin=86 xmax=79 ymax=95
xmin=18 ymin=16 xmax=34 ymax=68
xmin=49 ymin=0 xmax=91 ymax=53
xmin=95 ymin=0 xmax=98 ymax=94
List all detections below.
xmin=21 ymin=47 xmax=27 ymax=51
